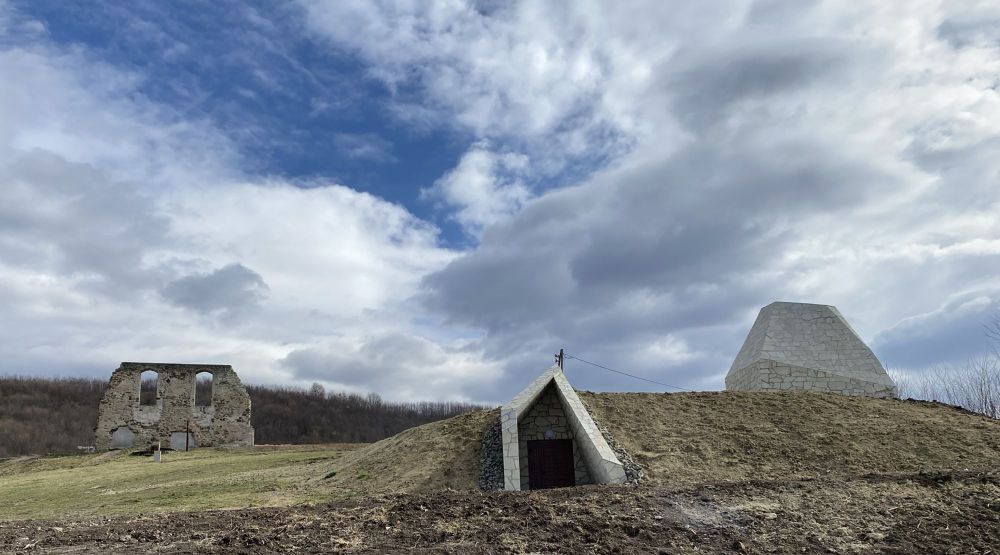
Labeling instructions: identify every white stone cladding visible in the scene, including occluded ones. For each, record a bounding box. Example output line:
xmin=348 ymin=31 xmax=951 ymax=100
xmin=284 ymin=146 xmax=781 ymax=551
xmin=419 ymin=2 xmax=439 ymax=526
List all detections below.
xmin=501 ymin=365 xmax=626 ymax=491
xmin=726 ymin=302 xmax=897 ymax=398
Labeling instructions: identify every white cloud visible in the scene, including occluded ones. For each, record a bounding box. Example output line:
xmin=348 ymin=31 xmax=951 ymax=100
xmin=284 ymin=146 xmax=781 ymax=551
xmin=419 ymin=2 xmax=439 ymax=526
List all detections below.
xmin=4 ymin=1 xmax=1000 ymax=404
xmin=0 ymin=7 xmax=493 ymax=402
xmin=423 ymin=143 xmax=531 ymax=233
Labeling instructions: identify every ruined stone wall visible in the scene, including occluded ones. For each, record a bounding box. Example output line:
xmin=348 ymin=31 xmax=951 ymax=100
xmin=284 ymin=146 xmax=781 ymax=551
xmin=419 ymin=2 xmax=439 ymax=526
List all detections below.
xmin=517 ymin=384 xmax=591 ymax=487
xmin=94 ymin=362 xmax=254 ymax=450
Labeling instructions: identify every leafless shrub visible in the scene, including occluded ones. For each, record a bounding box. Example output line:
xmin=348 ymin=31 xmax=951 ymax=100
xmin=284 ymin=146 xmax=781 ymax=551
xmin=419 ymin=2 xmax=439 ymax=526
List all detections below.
xmin=891 ymin=355 xmax=1000 ymax=419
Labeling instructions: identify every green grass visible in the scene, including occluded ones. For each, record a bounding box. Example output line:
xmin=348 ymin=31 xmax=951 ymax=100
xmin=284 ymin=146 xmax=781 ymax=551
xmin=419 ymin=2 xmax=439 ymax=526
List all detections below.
xmin=0 ymin=445 xmax=363 ymax=520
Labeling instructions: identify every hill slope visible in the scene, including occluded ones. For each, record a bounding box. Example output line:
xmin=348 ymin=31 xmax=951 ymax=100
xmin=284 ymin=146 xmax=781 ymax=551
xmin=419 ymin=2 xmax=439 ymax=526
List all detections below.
xmin=318 ymin=391 xmax=1000 ymax=494
xmin=3 ymin=392 xmax=998 ymax=553
xmin=2 ymin=391 xmax=998 ymax=520
xmin=579 ymin=390 xmax=1000 ymax=486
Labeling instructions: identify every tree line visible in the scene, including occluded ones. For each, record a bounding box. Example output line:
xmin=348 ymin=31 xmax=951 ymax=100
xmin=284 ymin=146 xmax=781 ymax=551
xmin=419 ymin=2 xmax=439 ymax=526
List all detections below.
xmin=0 ymin=377 xmax=487 ymax=458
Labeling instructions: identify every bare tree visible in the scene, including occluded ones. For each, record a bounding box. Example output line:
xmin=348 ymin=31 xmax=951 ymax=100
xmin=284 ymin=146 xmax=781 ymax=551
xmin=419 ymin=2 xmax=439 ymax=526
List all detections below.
xmin=891 ymin=356 xmax=1000 ymax=419
xmin=987 ymin=312 xmax=1000 ymax=355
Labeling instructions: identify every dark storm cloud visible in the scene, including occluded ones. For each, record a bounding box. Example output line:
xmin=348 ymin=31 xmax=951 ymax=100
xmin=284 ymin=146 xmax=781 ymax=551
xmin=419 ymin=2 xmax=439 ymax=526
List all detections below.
xmin=422 ymin=132 xmax=896 ymax=335
xmin=668 ymin=38 xmax=850 ymax=129
xmin=414 ymin=28 xmax=916 ymax=400
xmin=160 ymin=263 xmax=269 ymax=316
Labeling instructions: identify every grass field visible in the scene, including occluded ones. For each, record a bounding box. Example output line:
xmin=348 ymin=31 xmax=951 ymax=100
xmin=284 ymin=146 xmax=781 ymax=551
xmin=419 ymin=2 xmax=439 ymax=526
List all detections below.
xmin=0 ymin=444 xmax=363 ymax=520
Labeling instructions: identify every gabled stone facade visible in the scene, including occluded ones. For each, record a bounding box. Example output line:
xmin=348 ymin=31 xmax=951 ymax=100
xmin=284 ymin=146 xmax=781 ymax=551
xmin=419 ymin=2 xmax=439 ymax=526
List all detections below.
xmin=94 ymin=362 xmax=254 ymax=450
xmin=501 ymin=365 xmax=626 ymax=490
xmin=726 ymin=302 xmax=897 ymax=398
xmin=517 ymin=384 xmax=592 ymax=486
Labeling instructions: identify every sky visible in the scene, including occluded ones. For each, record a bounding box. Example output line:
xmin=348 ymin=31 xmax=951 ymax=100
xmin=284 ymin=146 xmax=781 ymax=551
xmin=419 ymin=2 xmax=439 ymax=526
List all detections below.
xmin=1 ymin=0 xmax=999 ymax=403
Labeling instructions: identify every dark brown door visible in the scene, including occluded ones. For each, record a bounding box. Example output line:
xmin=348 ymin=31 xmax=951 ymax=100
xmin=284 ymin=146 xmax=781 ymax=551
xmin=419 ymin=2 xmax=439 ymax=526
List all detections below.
xmin=527 ymin=439 xmax=575 ymax=489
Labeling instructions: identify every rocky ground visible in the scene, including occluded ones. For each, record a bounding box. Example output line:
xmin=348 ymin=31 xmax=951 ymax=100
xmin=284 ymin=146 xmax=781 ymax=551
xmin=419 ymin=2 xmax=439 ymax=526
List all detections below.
xmin=3 ymin=470 xmax=997 ymax=554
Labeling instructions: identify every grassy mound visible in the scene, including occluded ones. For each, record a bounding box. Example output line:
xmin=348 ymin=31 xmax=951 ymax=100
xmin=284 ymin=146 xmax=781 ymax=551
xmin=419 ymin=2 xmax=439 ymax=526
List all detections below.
xmin=579 ymin=391 xmax=1000 ymax=486
xmin=315 ymin=408 xmax=498 ymax=494
xmin=320 ymin=391 xmax=1000 ymax=494
xmin=3 ymin=392 xmax=998 ymax=521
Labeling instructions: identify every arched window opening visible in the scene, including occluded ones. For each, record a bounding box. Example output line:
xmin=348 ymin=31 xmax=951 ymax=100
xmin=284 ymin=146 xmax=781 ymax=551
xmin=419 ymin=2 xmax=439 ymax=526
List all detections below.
xmin=139 ymin=370 xmax=158 ymax=406
xmin=195 ymin=372 xmax=213 ymax=406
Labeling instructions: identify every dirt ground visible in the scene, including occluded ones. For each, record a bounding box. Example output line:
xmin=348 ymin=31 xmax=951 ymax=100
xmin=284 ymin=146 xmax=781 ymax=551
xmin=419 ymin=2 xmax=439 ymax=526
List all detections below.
xmin=4 ymin=392 xmax=999 ymax=553
xmin=2 ymin=470 xmax=997 ymax=554
xmin=313 ymin=391 xmax=1000 ymax=496
xmin=579 ymin=391 xmax=1000 ymax=486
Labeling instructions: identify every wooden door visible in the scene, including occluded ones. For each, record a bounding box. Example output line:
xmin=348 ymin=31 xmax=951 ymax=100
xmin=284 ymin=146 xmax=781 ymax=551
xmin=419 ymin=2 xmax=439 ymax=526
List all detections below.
xmin=527 ymin=439 xmax=575 ymax=489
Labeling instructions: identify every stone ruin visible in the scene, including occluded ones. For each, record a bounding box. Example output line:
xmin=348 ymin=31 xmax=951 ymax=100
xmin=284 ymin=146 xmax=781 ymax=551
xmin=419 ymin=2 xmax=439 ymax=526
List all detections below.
xmin=726 ymin=302 xmax=898 ymax=398
xmin=94 ymin=362 xmax=254 ymax=451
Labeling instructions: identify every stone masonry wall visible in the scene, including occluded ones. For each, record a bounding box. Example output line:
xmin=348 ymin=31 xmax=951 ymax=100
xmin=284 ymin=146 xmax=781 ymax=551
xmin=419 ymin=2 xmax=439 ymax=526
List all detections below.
xmin=517 ymin=384 xmax=591 ymax=487
xmin=94 ymin=362 xmax=254 ymax=450
xmin=726 ymin=302 xmax=897 ymax=398
xmin=727 ymin=360 xmax=897 ymax=398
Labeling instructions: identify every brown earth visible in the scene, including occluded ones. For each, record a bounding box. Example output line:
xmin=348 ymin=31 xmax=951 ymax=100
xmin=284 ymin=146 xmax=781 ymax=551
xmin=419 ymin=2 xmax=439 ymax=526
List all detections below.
xmin=579 ymin=391 xmax=1000 ymax=486
xmin=315 ymin=407 xmax=499 ymax=494
xmin=4 ymin=391 xmax=1000 ymax=553
xmin=2 ymin=470 xmax=997 ymax=554
xmin=313 ymin=391 xmax=1000 ymax=495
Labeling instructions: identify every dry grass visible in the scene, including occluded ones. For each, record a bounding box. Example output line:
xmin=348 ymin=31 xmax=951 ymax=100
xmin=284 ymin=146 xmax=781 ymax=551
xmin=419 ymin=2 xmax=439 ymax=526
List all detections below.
xmin=0 ymin=444 xmax=363 ymax=520
xmin=4 ymin=391 xmax=999 ymax=525
xmin=579 ymin=390 xmax=1000 ymax=486
xmin=309 ymin=391 xmax=1000 ymax=496
xmin=314 ymin=408 xmax=498 ymax=495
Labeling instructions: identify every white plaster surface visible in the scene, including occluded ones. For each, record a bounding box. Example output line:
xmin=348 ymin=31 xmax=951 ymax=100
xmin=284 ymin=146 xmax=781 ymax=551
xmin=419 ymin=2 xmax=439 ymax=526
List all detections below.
xmin=726 ymin=302 xmax=897 ymax=398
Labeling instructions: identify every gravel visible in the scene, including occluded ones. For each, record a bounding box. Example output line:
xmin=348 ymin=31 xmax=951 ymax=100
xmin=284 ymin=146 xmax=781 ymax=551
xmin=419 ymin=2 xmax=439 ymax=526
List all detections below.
xmin=478 ymin=415 xmax=504 ymax=490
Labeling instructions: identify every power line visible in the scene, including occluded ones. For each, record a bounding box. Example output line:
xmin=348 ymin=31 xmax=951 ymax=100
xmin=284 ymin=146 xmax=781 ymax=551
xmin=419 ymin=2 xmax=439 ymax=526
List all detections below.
xmin=563 ymin=353 xmax=692 ymax=392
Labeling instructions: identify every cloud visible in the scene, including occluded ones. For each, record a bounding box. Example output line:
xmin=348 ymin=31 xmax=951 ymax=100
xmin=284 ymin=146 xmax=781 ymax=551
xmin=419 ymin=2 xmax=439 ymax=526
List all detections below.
xmin=402 ymin=0 xmax=1000 ymax=397
xmin=160 ymin=263 xmax=269 ymax=317
xmin=0 ymin=8 xmax=493 ymax=401
xmin=873 ymin=292 xmax=1000 ymax=370
xmin=4 ymin=1 xmax=1000 ymax=406
xmin=281 ymin=332 xmax=501 ymax=401
xmin=332 ymin=132 xmax=396 ymax=162
xmin=422 ymin=143 xmax=531 ymax=234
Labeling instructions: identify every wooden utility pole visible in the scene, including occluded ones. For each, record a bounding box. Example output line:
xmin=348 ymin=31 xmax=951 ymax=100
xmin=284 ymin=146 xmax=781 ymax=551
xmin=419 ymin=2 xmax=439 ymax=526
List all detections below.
xmin=556 ymin=348 xmax=564 ymax=370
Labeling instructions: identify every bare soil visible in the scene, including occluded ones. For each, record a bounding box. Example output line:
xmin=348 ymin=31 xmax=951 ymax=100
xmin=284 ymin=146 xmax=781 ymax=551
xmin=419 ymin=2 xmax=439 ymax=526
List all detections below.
xmin=314 ymin=391 xmax=1000 ymax=495
xmin=4 ymin=392 xmax=1000 ymax=553
xmin=579 ymin=391 xmax=1000 ymax=486
xmin=2 ymin=470 xmax=997 ymax=554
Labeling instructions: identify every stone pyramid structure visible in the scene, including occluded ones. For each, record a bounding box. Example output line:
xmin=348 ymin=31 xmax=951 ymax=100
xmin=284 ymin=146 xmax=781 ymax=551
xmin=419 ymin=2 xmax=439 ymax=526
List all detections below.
xmin=726 ymin=302 xmax=897 ymax=398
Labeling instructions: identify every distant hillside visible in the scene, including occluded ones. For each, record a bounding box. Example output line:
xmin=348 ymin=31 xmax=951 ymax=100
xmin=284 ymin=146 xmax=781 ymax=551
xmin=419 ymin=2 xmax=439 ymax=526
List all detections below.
xmin=0 ymin=376 xmax=485 ymax=458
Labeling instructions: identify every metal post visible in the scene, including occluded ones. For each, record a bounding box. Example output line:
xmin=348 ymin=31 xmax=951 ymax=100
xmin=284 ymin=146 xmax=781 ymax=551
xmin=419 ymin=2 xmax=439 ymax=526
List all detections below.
xmin=185 ymin=419 xmax=190 ymax=452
